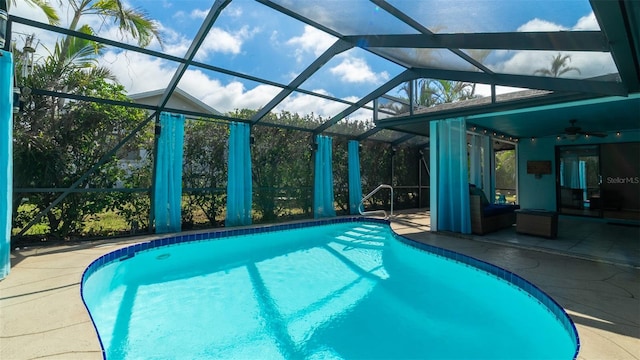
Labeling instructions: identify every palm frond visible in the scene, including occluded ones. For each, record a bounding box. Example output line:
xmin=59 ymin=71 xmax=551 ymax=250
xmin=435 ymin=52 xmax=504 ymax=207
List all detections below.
xmin=533 ymin=69 xmax=553 ymax=76
xmin=88 ymin=0 xmax=163 ymax=48
xmin=87 ymin=66 xmax=116 ymax=82
xmin=558 ymin=66 xmax=581 ymax=76
xmin=534 ymin=53 xmax=581 ymax=77
xmin=58 ymin=25 xmax=103 ymax=69
xmin=10 ymin=0 xmax=60 ymax=25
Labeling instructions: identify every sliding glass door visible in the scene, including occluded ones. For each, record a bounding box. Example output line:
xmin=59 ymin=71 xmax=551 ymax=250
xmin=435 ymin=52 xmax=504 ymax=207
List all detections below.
xmin=600 ymin=142 xmax=640 ymax=221
xmin=556 ymin=145 xmax=601 ymax=217
xmin=557 ymin=142 xmax=640 ymax=221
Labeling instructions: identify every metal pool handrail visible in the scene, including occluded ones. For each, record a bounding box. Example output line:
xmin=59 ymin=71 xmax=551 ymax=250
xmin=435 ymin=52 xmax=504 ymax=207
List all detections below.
xmin=358 ymin=184 xmax=393 ymax=220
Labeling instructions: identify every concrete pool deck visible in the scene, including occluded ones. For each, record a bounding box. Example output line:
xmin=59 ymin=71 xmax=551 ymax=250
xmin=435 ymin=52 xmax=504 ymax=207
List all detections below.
xmin=1 ymin=212 xmax=638 ymax=359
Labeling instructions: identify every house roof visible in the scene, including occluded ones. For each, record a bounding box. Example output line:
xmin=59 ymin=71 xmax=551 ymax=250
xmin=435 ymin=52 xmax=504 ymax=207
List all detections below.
xmin=129 ymin=88 xmax=222 ymax=116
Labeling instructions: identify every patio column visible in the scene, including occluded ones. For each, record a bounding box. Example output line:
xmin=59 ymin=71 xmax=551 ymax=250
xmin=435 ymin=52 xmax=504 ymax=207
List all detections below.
xmin=429 ymin=118 xmax=471 ymax=234
xmin=0 ymin=50 xmax=13 ymax=279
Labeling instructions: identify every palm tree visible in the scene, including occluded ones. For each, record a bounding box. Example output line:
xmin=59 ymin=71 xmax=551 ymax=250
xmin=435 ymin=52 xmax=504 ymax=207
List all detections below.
xmin=426 ymin=79 xmax=476 ymax=104
xmin=55 ymin=0 xmax=162 ymax=72
xmin=379 ymin=78 xmax=478 ymax=116
xmin=12 ymin=1 xmax=161 ymax=85
xmin=49 ymin=24 xmax=105 ymax=70
xmin=534 ymin=53 xmax=581 ymax=77
xmin=396 ymin=78 xmax=477 ymax=109
xmin=16 ymin=1 xmax=163 ymax=115
xmin=7 ymin=0 xmax=60 ymax=25
xmin=26 ymin=27 xmax=113 ymax=122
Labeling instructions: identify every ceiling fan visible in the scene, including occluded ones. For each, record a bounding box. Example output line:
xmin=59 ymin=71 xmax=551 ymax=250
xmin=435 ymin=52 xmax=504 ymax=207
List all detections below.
xmin=560 ymin=119 xmax=607 ymax=140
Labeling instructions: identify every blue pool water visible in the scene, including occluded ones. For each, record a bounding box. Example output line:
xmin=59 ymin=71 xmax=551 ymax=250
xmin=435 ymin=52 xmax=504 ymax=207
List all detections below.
xmin=82 ymin=218 xmax=579 ymax=359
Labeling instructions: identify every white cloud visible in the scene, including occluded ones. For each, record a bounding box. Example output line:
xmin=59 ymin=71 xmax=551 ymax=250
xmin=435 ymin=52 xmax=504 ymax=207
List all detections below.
xmin=272 ymin=91 xmax=374 ymax=123
xmin=474 ymin=84 xmax=527 ymax=98
xmin=8 ymin=0 xmax=351 ymax=119
xmin=190 ymin=9 xmax=209 ymax=20
xmin=10 ymin=0 xmax=165 ymax=54
xmin=100 ymin=51 xmax=174 ymax=93
xmin=100 ymin=50 xmax=282 ymax=114
xmin=329 ymin=57 xmax=390 ymax=84
xmin=562 ymin=52 xmax=617 ymax=78
xmin=286 ymin=25 xmax=337 ymax=62
xmin=197 ymin=78 xmax=280 ymax=113
xmin=275 ymin=93 xmax=351 ymax=120
xmin=152 ymin=23 xmax=190 ymax=57
xmin=345 ymin=107 xmax=374 ymax=123
xmin=7 ymin=2 xmax=71 ymax=66
xmin=517 ymin=18 xmax=567 ymax=32
xmin=490 ymin=12 xmax=616 ymax=80
xmin=172 ymin=10 xmax=186 ymax=20
xmin=574 ymin=13 xmax=600 ymax=31
xmin=8 ymin=0 xmax=54 ymax=24
xmin=224 ymin=5 xmax=243 ymax=18
xmin=494 ymin=50 xmax=616 ymax=79
xmin=196 ymin=25 xmax=259 ymax=60
xmin=518 ymin=12 xmax=600 ymax=32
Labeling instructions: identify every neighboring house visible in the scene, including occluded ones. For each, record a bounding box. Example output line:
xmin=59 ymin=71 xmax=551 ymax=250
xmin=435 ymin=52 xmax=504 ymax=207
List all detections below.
xmin=115 ymin=88 xmax=222 ymax=187
xmin=128 ymin=87 xmax=222 ymax=116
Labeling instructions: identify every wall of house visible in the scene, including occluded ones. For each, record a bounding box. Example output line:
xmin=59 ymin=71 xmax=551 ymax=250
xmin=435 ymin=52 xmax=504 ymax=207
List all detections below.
xmin=518 ymin=130 xmax=640 ymax=211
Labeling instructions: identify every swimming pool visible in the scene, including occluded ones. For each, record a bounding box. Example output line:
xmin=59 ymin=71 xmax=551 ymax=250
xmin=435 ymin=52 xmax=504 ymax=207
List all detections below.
xmin=82 ymin=218 xmax=579 ymax=359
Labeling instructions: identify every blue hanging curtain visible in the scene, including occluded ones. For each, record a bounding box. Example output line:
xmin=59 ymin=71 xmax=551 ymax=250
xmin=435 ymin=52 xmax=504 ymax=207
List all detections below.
xmin=0 ymin=50 xmax=13 ymax=279
xmin=314 ymin=135 xmax=336 ymax=218
xmin=481 ymin=135 xmax=494 ymax=200
xmin=563 ymin=156 xmax=581 ymax=189
xmin=153 ymin=112 xmax=185 ymax=233
xmin=431 ymin=118 xmax=471 ymax=234
xmin=579 ymin=160 xmax=587 ymax=201
xmin=469 ymin=134 xmax=483 ymax=188
xmin=348 ymin=140 xmax=362 ymax=215
xmin=226 ymin=122 xmax=252 ymax=226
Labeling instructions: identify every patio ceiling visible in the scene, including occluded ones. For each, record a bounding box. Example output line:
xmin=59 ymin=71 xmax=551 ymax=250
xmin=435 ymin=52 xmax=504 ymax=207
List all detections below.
xmin=380 ymin=92 xmax=640 ymax=140
xmin=8 ymin=0 xmax=640 ymax=145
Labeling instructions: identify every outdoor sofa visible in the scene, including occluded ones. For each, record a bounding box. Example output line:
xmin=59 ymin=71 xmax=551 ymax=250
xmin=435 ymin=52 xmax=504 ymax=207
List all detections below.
xmin=469 ymin=185 xmax=520 ymax=235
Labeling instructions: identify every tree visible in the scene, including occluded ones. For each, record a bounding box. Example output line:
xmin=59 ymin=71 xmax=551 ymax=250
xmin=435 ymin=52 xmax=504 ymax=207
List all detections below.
xmin=182 ymin=120 xmax=228 ymax=228
xmin=425 ymin=79 xmax=477 ymax=105
xmin=10 ymin=0 xmax=162 ymax=79
xmin=12 ymin=18 xmax=153 ymax=237
xmin=249 ymin=110 xmax=315 ymax=222
xmin=55 ymin=0 xmax=161 ymax=72
xmin=10 ymin=0 xmax=163 ymax=238
xmin=7 ymin=0 xmax=60 ymax=25
xmin=332 ymin=137 xmax=349 ymax=214
xmin=359 ymin=141 xmax=393 ymax=208
xmin=495 ymin=149 xmax=516 ymax=199
xmin=386 ymin=78 xmax=478 ymax=114
xmin=386 ymin=48 xmax=489 ymax=113
xmin=14 ymin=69 xmax=149 ymax=237
xmin=534 ymin=53 xmax=581 ymax=78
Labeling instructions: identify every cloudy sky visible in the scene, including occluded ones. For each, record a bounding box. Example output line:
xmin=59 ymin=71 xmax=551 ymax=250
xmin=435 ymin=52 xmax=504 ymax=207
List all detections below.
xmin=8 ymin=0 xmax=617 ymax=121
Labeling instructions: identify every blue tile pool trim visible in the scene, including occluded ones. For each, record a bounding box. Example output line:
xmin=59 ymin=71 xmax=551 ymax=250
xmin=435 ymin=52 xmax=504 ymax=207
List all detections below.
xmin=393 ymin=232 xmax=580 ymax=359
xmin=81 ymin=216 xmax=579 ymax=359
